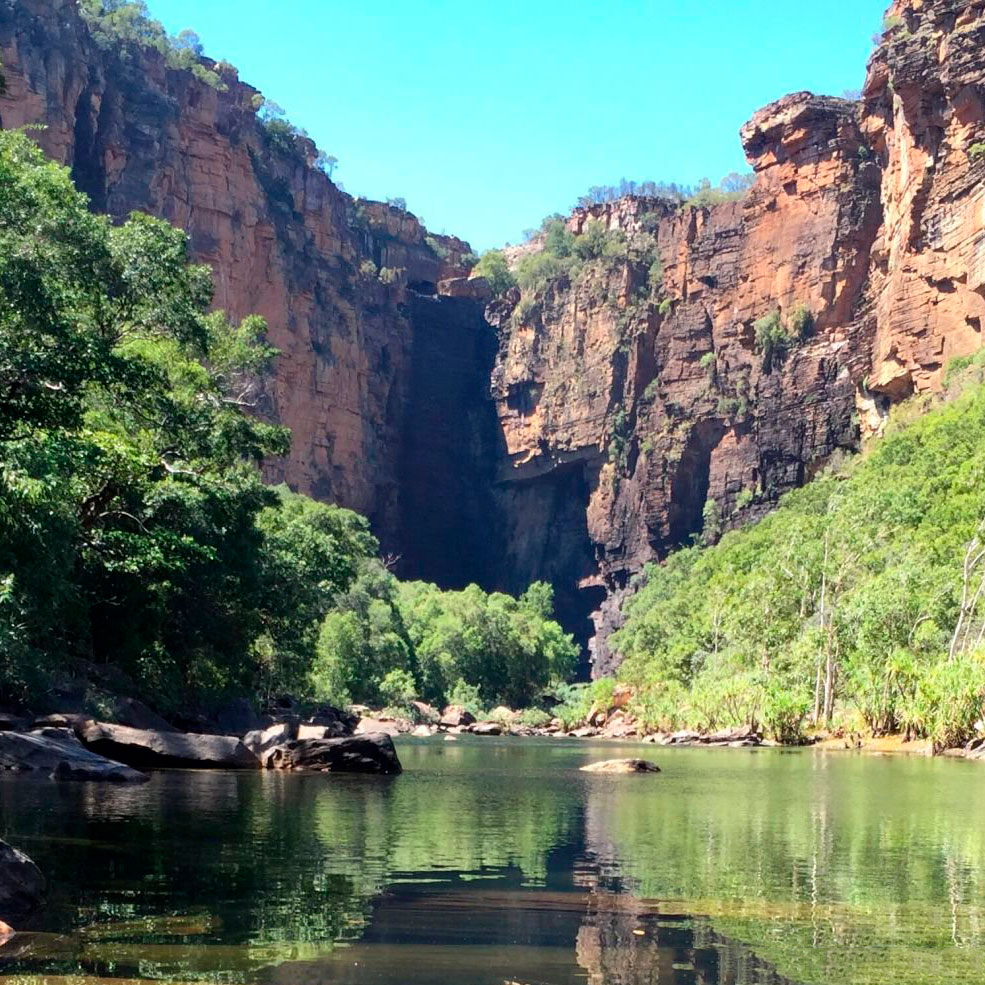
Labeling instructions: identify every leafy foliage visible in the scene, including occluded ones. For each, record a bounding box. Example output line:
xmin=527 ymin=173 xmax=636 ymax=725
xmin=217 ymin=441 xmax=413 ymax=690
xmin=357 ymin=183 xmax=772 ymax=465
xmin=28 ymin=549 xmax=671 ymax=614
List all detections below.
xmin=0 ymin=133 xmax=366 ymax=710
xmin=612 ymin=371 xmax=985 ymax=746
xmin=80 ymin=2 xmax=227 ymax=90
xmin=313 ymin=567 xmax=578 ymax=709
xmin=471 ymin=249 xmax=517 ymax=297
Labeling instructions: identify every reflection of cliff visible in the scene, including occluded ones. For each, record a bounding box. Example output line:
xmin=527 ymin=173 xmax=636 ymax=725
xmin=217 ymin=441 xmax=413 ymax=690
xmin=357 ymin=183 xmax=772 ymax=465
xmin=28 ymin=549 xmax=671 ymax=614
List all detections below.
xmin=576 ymin=893 xmax=798 ymax=985
xmin=265 ymin=886 xmax=799 ymax=985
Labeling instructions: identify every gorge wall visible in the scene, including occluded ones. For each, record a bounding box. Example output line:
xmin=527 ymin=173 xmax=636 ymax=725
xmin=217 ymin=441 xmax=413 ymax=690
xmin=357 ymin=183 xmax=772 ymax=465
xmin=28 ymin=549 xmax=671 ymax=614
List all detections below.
xmin=1 ymin=0 xmax=984 ymax=672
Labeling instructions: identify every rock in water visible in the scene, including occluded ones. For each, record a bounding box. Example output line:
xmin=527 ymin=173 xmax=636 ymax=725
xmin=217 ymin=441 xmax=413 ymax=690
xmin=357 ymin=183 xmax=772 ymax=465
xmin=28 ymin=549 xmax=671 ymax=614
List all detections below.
xmin=0 ymin=729 xmax=149 ymax=783
xmin=265 ymin=733 xmax=402 ymax=774
xmin=468 ymin=722 xmax=504 ymax=736
xmin=0 ymin=840 xmax=45 ymax=917
xmin=80 ymin=722 xmax=259 ymax=770
xmin=580 ymin=759 xmax=661 ymax=774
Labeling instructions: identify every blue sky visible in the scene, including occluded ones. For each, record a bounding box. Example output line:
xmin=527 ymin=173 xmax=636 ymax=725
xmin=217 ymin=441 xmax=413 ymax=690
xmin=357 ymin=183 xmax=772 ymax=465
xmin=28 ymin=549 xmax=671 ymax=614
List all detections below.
xmin=150 ymin=0 xmax=888 ymax=251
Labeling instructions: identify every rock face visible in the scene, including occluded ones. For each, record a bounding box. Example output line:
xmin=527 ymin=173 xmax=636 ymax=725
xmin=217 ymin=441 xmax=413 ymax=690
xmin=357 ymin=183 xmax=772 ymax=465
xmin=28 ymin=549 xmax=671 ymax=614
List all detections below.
xmin=264 ymin=733 xmax=402 ymax=774
xmin=0 ymin=729 xmax=150 ymax=783
xmin=80 ymin=722 xmax=259 ymax=770
xmin=0 ymin=841 xmax=45 ymax=918
xmin=2 ymin=0 xmax=984 ymax=672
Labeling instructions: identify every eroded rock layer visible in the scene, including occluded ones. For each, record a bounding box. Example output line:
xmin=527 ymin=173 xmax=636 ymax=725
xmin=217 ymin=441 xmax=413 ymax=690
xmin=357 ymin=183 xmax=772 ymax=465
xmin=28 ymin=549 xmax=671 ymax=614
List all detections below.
xmin=2 ymin=0 xmax=984 ymax=670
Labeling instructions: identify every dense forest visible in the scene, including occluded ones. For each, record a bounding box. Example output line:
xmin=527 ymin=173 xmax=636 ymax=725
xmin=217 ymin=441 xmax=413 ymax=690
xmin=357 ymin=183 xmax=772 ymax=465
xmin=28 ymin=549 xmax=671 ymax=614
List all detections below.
xmin=0 ymin=131 xmax=576 ymax=716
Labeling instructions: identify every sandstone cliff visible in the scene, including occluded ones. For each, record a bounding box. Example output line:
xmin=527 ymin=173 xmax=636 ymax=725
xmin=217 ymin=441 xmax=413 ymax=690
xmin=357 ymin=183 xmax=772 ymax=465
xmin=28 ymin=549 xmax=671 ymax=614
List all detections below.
xmin=0 ymin=0 xmax=484 ymax=566
xmin=1 ymin=0 xmax=983 ymax=671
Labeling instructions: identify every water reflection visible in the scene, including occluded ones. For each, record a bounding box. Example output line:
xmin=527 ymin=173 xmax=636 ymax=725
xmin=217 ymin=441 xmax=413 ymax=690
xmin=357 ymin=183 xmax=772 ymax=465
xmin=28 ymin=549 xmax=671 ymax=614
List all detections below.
xmin=1 ymin=739 xmax=984 ymax=985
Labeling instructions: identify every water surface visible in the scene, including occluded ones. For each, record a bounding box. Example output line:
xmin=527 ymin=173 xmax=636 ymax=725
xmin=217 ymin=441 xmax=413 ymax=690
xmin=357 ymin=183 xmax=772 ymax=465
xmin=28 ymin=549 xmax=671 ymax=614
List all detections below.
xmin=1 ymin=737 xmax=983 ymax=985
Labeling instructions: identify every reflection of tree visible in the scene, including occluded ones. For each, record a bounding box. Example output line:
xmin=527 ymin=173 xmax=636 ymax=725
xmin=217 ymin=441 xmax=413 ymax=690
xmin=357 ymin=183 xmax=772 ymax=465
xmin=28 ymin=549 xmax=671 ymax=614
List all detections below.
xmin=581 ymin=753 xmax=985 ymax=985
xmin=312 ymin=744 xmax=581 ymax=887
xmin=0 ymin=746 xmax=582 ymax=980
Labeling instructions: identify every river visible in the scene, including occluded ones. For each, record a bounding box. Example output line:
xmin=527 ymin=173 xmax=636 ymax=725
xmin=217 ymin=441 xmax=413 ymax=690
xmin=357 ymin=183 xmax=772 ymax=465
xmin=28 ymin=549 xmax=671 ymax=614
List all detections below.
xmin=1 ymin=736 xmax=983 ymax=985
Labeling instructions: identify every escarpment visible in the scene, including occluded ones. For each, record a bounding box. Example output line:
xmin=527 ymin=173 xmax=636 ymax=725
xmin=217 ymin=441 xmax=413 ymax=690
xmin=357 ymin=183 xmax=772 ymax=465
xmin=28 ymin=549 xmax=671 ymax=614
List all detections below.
xmin=2 ymin=0 xmax=985 ymax=672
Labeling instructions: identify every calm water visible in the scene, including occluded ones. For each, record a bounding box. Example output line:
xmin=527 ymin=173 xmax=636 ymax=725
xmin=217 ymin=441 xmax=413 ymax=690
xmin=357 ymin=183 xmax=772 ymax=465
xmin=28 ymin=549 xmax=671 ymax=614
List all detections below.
xmin=1 ymin=737 xmax=984 ymax=985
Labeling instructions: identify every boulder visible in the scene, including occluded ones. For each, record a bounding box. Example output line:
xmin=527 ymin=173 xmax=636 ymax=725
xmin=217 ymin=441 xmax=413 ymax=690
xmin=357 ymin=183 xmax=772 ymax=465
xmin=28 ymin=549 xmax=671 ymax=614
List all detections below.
xmin=80 ymin=722 xmax=259 ymax=770
xmin=354 ymin=717 xmax=407 ymax=737
xmin=265 ymin=733 xmax=402 ymax=774
xmin=437 ymin=275 xmax=492 ymax=302
xmin=409 ymin=700 xmax=439 ymax=724
xmin=306 ymin=705 xmax=358 ymax=734
xmin=243 ymin=722 xmax=298 ymax=764
xmin=439 ymin=705 xmax=476 ymax=728
xmin=102 ymin=696 xmax=177 ymax=733
xmin=580 ymin=759 xmax=661 ymax=774
xmin=0 ymin=712 xmax=27 ymax=732
xmin=601 ymin=710 xmax=638 ymax=739
xmin=0 ymin=729 xmax=149 ymax=783
xmin=411 ymin=724 xmax=434 ymax=737
xmin=468 ymin=722 xmax=504 ymax=736
xmin=0 ymin=840 xmax=45 ymax=917
xmin=214 ymin=698 xmax=263 ymax=736
xmin=570 ymin=726 xmax=600 ymax=738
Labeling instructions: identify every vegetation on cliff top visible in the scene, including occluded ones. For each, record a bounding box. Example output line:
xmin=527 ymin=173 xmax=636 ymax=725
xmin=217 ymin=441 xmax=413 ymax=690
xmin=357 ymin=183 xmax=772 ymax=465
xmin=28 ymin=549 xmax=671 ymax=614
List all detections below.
xmin=0 ymin=131 xmax=573 ymax=715
xmin=80 ymin=1 xmax=229 ymax=90
xmin=610 ymin=361 xmax=985 ymax=747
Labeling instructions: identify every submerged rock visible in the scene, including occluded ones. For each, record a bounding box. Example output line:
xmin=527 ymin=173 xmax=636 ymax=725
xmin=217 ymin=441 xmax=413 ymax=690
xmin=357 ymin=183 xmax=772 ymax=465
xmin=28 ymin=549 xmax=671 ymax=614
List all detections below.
xmin=80 ymin=722 xmax=259 ymax=770
xmin=0 ymin=729 xmax=149 ymax=783
xmin=0 ymin=840 xmax=45 ymax=918
xmin=580 ymin=759 xmax=661 ymax=774
xmin=265 ymin=733 xmax=402 ymax=774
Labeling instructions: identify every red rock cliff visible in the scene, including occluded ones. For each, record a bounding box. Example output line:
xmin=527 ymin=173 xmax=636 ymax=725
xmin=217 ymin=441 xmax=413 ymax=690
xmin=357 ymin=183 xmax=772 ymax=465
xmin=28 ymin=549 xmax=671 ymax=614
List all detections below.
xmin=2 ymin=0 xmax=984 ymax=670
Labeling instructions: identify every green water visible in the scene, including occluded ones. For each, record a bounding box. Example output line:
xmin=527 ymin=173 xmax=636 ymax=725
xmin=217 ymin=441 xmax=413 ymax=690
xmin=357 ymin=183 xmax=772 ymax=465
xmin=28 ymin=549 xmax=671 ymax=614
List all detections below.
xmin=1 ymin=737 xmax=984 ymax=985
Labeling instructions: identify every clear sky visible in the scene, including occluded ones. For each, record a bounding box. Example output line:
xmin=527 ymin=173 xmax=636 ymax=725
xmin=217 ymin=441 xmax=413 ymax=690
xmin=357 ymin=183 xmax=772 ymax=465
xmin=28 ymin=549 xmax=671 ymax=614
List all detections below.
xmin=149 ymin=0 xmax=888 ymax=252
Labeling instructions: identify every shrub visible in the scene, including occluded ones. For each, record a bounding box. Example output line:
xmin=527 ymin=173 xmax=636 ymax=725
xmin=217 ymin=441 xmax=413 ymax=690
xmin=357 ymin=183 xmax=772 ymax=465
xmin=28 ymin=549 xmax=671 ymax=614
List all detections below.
xmin=425 ymin=235 xmax=450 ymax=260
xmin=378 ymin=266 xmax=405 ymax=285
xmin=700 ymin=499 xmax=722 ymax=546
xmin=699 ymin=352 xmax=717 ymax=378
xmin=789 ymin=305 xmax=815 ymax=341
xmin=970 ymin=143 xmax=985 ymax=163
xmin=753 ymin=310 xmax=791 ymax=371
xmin=517 ymin=708 xmax=552 ymax=728
xmin=447 ymin=679 xmax=484 ymax=717
xmin=658 ymin=298 xmax=672 ymax=316
xmin=471 ymin=250 xmax=516 ymax=297
xmin=736 ymin=488 xmax=755 ymax=510
xmin=910 ymin=654 xmax=985 ymax=751
xmin=359 ymin=259 xmax=378 ymax=277
xmin=762 ymin=684 xmax=810 ymax=743
xmin=379 ymin=668 xmax=417 ymax=708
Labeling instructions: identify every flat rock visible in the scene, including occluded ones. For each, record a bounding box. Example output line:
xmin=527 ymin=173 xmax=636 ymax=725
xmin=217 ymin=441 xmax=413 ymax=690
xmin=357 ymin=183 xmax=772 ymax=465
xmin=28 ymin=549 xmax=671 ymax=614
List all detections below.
xmin=580 ymin=759 xmax=661 ymax=774
xmin=265 ymin=733 xmax=402 ymax=774
xmin=0 ymin=840 xmax=45 ymax=917
xmin=0 ymin=729 xmax=149 ymax=783
xmin=80 ymin=722 xmax=259 ymax=770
